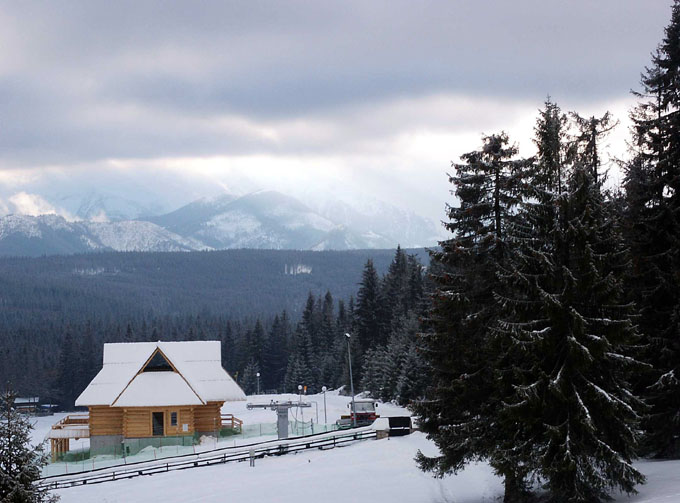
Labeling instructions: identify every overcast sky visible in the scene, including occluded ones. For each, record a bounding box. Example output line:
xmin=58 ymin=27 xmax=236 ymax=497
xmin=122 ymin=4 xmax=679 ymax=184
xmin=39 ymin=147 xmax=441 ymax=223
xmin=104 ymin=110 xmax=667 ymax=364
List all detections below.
xmin=0 ymin=1 xmax=673 ymax=221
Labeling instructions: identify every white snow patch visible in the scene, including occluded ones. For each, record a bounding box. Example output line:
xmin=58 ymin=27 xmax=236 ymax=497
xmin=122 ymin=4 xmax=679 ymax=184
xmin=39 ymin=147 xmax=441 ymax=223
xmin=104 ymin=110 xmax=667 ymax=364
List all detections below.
xmin=285 ymin=264 xmax=312 ymax=275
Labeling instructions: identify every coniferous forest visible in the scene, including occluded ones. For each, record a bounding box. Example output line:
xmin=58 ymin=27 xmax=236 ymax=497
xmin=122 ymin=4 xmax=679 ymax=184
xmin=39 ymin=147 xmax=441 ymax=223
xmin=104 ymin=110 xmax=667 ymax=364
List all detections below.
xmin=415 ymin=4 xmax=680 ymax=502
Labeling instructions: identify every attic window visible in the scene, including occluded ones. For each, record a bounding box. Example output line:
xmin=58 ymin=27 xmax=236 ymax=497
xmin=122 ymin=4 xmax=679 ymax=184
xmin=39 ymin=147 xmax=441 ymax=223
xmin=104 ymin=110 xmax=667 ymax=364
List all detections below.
xmin=143 ymin=350 xmax=174 ymax=372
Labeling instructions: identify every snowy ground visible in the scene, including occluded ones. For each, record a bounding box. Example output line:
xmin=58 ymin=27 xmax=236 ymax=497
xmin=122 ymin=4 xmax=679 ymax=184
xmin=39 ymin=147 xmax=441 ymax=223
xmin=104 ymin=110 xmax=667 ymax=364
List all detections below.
xmin=54 ymin=432 xmax=504 ymax=503
xmin=50 ymin=434 xmax=680 ymax=503
xmin=34 ymin=392 xmax=680 ymax=503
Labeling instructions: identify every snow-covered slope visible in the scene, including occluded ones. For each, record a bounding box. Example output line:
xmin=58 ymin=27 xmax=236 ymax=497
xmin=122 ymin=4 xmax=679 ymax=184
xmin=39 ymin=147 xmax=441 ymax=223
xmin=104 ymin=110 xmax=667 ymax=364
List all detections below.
xmin=82 ymin=221 xmax=208 ymax=252
xmin=44 ymin=391 xmax=680 ymax=503
xmin=150 ymin=191 xmax=377 ymax=251
xmin=0 ymin=191 xmax=444 ymax=255
xmin=0 ymin=215 xmax=208 ymax=256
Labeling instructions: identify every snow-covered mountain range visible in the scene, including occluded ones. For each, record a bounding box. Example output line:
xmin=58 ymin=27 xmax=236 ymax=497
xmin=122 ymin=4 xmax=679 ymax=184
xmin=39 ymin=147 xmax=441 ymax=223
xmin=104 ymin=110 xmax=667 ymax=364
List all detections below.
xmin=0 ymin=190 xmax=444 ymax=256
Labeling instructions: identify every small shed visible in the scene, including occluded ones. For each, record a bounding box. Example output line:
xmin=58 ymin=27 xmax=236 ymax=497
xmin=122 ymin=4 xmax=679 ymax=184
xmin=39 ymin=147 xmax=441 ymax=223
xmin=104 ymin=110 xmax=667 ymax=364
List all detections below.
xmin=71 ymin=340 xmax=245 ymax=456
xmin=15 ymin=397 xmax=40 ymax=415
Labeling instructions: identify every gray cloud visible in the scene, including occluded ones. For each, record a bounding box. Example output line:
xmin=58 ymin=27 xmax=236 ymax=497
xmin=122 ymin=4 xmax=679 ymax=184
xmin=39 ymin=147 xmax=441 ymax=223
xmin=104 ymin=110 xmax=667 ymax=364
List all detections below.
xmin=0 ymin=1 xmax=671 ymax=164
xmin=0 ymin=0 xmax=672 ymax=223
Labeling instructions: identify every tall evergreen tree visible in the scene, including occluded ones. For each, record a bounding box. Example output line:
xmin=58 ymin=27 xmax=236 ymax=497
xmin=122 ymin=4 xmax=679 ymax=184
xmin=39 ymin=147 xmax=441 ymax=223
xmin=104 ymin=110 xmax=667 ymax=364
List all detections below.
xmin=414 ymin=132 xmax=529 ymax=501
xmin=497 ymin=159 xmax=645 ymax=501
xmin=262 ymin=313 xmax=289 ymax=391
xmin=625 ymin=0 xmax=680 ymax=458
xmin=354 ymin=260 xmax=381 ymax=353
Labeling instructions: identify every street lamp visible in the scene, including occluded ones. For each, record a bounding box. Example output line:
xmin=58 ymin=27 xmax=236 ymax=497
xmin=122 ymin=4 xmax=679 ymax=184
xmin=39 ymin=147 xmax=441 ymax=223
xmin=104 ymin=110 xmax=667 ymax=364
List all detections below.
xmin=256 ymin=372 xmax=260 ymax=395
xmin=321 ymin=386 xmax=327 ymax=424
xmin=298 ymin=384 xmax=304 ymax=430
xmin=345 ymin=333 xmax=357 ymax=427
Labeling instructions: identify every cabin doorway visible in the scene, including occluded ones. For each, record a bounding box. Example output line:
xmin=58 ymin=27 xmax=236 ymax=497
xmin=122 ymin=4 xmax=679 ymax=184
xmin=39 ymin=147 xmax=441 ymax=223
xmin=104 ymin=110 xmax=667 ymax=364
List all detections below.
xmin=152 ymin=412 xmax=164 ymax=436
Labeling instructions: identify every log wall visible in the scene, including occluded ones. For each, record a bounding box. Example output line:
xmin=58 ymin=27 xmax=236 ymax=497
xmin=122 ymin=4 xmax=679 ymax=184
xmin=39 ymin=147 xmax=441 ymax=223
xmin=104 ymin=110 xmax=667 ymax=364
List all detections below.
xmin=193 ymin=402 xmax=224 ymax=433
xmin=122 ymin=406 xmax=197 ymax=438
xmin=123 ymin=408 xmax=152 ymax=438
xmin=89 ymin=406 xmax=123 ymax=436
xmin=89 ymin=403 xmax=224 ymax=439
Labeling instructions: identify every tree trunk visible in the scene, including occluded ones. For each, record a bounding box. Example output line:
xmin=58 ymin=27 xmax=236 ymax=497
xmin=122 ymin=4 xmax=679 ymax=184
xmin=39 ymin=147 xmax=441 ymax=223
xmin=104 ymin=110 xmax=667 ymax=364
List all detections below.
xmin=503 ymin=473 xmax=530 ymax=503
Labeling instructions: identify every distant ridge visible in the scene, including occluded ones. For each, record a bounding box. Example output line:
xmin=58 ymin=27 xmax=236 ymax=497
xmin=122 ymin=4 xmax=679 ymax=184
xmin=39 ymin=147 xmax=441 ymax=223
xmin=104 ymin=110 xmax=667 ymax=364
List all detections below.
xmin=0 ymin=190 xmax=443 ymax=257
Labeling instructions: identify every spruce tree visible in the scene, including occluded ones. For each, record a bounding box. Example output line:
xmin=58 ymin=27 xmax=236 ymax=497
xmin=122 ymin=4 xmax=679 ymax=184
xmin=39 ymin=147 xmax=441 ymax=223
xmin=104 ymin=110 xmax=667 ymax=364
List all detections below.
xmin=283 ymin=325 xmax=314 ymax=393
xmin=0 ymin=388 xmax=57 ymax=503
xmin=239 ymin=360 xmax=260 ymax=395
xmin=354 ymin=259 xmax=381 ymax=354
xmin=414 ymin=132 xmax=529 ymax=500
xmin=262 ymin=314 xmax=289 ymax=391
xmin=490 ymin=102 xmax=645 ymax=501
xmin=498 ymin=161 xmax=645 ymax=501
xmin=625 ymin=0 xmax=680 ymax=458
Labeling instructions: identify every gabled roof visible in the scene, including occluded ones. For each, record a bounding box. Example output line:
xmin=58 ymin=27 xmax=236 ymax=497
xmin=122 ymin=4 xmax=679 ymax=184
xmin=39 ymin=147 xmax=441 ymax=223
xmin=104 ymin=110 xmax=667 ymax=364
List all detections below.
xmin=75 ymin=341 xmax=246 ymax=407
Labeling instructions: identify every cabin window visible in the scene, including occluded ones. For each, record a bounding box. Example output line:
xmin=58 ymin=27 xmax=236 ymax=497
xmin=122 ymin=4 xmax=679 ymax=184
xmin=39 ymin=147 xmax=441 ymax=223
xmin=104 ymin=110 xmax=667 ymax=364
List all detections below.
xmin=171 ymin=411 xmax=178 ymax=427
xmin=143 ymin=351 xmax=173 ymax=372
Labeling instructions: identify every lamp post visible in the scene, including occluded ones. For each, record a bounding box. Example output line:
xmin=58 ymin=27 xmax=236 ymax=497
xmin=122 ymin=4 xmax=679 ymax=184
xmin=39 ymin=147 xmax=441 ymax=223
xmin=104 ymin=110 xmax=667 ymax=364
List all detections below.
xmin=256 ymin=372 xmax=260 ymax=395
xmin=298 ymin=384 xmax=304 ymax=431
xmin=322 ymin=386 xmax=327 ymax=424
xmin=345 ymin=333 xmax=357 ymax=427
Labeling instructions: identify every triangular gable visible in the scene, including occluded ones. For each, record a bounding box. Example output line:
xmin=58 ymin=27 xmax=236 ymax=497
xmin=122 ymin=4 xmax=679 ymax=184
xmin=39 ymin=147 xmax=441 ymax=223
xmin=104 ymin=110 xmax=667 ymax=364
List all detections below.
xmin=142 ymin=348 xmax=174 ymax=372
xmin=111 ymin=346 xmax=205 ymax=407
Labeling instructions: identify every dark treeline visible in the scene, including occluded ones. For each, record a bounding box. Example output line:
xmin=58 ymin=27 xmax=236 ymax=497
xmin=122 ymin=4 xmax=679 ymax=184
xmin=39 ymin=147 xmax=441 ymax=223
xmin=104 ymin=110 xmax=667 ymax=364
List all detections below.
xmin=0 ymin=248 xmax=427 ymax=323
xmin=416 ymin=4 xmax=680 ymax=502
xmin=0 ymin=246 xmax=429 ymax=409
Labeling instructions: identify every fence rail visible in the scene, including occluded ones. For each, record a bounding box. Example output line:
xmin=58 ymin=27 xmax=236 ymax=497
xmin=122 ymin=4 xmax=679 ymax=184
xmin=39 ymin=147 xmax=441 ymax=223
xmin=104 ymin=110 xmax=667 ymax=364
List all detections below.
xmin=220 ymin=413 xmax=243 ymax=432
xmin=38 ymin=428 xmax=377 ymax=491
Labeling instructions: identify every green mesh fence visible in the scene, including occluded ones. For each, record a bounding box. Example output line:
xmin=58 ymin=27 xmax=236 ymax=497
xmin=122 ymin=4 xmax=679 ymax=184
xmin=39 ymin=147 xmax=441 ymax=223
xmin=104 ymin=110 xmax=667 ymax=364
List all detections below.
xmin=42 ymin=422 xmax=340 ymax=477
xmin=289 ymin=420 xmax=338 ymax=436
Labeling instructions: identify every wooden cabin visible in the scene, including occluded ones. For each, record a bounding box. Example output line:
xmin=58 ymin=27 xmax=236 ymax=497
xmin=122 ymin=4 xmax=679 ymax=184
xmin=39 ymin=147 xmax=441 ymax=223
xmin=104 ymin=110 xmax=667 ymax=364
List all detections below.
xmin=73 ymin=341 xmax=245 ymax=455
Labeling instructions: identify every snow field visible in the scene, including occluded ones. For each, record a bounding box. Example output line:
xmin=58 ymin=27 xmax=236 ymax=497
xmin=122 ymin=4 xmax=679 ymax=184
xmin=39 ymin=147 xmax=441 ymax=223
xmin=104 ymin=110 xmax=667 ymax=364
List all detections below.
xmin=37 ymin=392 xmax=680 ymax=502
xmin=53 ymin=432 xmax=504 ymax=503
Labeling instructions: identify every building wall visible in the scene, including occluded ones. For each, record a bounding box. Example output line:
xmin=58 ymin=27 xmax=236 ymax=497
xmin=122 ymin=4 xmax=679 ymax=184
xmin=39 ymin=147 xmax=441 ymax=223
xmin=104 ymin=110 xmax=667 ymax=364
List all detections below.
xmin=89 ymin=402 xmax=224 ymax=443
xmin=89 ymin=406 xmax=123 ymax=436
xmin=193 ymin=402 xmax=223 ymax=435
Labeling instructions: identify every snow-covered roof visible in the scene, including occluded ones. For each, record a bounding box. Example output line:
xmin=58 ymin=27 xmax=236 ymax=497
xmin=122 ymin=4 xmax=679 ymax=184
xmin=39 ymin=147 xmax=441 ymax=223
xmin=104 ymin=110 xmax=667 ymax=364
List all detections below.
xmin=113 ymin=372 xmax=204 ymax=407
xmin=75 ymin=341 xmax=245 ymax=407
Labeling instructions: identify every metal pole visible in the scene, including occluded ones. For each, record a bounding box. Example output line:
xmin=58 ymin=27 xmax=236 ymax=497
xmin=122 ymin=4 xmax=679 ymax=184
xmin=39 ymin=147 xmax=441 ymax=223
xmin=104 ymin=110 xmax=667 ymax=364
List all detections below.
xmin=322 ymin=386 xmax=327 ymax=424
xmin=345 ymin=333 xmax=357 ymax=427
xmin=256 ymin=372 xmax=260 ymax=395
xmin=298 ymin=385 xmax=303 ymax=433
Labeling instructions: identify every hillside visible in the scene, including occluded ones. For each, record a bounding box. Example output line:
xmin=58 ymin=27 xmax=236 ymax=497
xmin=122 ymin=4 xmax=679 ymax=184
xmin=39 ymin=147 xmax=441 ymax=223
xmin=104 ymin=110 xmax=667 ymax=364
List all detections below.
xmin=0 ymin=248 xmax=429 ymax=321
